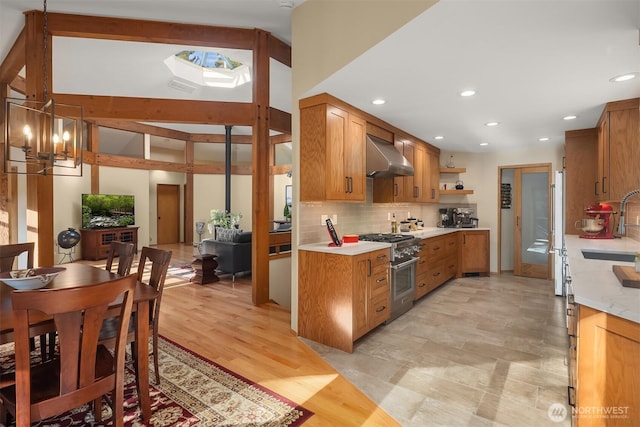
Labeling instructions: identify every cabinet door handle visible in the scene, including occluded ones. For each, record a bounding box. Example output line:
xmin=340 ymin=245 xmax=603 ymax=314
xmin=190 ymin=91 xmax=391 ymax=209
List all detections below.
xmin=394 ymin=183 xmax=398 ymax=197
xmin=377 ymin=254 xmax=387 ymax=260
xmin=602 ymin=176 xmax=607 ymax=194
xmin=376 ymin=277 xmax=386 ymax=283
xmin=433 ymin=272 xmax=440 ymax=277
xmin=375 ymin=305 xmax=386 ymax=313
xmin=418 ymin=282 xmax=426 ymax=288
xmin=567 ymin=386 xmax=576 ymax=408
xmin=345 ymin=176 xmax=349 ymax=193
xmin=431 ymin=188 xmax=435 ymax=199
xmin=594 ymin=181 xmax=599 ymax=196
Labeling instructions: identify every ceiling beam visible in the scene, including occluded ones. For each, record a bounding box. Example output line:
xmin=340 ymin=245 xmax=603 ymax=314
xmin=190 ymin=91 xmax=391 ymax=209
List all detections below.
xmin=42 ymin=11 xmax=257 ymax=49
xmin=0 ymin=27 xmax=25 ymax=85
xmin=52 ymin=94 xmax=255 ymax=125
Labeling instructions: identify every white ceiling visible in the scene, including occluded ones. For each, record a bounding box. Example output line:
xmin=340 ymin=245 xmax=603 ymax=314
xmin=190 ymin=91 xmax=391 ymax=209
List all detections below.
xmin=1 ymin=0 xmax=639 ymax=152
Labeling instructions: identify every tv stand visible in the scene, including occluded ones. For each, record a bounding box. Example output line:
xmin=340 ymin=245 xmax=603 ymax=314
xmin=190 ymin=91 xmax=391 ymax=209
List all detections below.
xmin=80 ymin=227 xmax=139 ymax=260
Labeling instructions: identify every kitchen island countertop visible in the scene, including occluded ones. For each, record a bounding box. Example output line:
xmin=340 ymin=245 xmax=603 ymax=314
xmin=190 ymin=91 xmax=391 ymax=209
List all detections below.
xmin=565 ymin=235 xmax=640 ymax=323
xmin=299 ymin=241 xmax=391 ymax=256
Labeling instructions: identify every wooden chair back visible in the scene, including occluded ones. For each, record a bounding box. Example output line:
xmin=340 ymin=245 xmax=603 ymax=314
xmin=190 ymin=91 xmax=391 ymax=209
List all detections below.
xmin=136 ymin=246 xmax=172 ymax=318
xmin=0 ymin=242 xmax=34 ymax=273
xmin=136 ymin=246 xmax=172 ymax=384
xmin=105 ymin=241 xmax=136 ymax=276
xmin=1 ymin=274 xmax=136 ymax=427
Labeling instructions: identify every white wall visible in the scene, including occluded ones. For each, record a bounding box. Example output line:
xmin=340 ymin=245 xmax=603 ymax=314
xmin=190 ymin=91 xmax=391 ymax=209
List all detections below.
xmin=148 ymin=170 xmax=186 ymax=245
xmin=193 ymin=174 xmax=253 ymax=238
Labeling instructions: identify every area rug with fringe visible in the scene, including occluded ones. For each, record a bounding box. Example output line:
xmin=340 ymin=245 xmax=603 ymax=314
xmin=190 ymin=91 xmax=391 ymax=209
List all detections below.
xmin=0 ymin=336 xmax=314 ymax=426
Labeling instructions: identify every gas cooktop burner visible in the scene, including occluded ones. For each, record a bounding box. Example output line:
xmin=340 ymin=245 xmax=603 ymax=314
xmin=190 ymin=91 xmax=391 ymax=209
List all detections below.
xmin=358 ymin=233 xmax=415 ymax=243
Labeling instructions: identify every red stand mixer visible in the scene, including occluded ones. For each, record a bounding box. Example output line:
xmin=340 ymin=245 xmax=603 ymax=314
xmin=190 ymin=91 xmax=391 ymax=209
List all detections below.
xmin=575 ymin=203 xmax=615 ymax=239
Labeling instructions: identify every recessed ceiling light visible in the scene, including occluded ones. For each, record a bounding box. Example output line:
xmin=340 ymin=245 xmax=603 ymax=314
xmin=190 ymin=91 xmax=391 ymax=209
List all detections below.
xmin=459 ymin=90 xmax=476 ymax=97
xmin=609 ymin=72 xmax=638 ymax=83
xmin=485 ymin=122 xmax=499 ymax=127
xmin=371 ymin=98 xmax=386 ymax=105
xmin=563 ymin=115 xmax=577 ymax=121
xmin=434 ymin=136 xmax=444 ymax=140
xmin=479 ymin=142 xmax=489 ymax=146
xmin=539 ymin=137 xmax=549 ymax=142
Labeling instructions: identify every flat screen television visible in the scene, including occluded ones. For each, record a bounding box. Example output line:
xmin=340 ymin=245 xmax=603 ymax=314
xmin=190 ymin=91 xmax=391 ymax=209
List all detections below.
xmin=82 ymin=194 xmax=135 ymax=229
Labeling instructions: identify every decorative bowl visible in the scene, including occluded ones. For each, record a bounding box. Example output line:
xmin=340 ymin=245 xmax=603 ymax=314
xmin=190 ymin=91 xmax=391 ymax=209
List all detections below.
xmin=0 ymin=267 xmax=66 ymax=290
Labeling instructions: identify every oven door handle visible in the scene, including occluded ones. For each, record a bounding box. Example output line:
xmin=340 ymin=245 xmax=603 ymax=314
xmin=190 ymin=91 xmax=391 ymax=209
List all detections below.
xmin=390 ymin=257 xmax=419 ymax=270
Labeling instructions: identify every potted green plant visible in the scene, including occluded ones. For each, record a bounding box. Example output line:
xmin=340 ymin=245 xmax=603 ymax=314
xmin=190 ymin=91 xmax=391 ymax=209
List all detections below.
xmin=207 ymin=209 xmax=242 ymax=241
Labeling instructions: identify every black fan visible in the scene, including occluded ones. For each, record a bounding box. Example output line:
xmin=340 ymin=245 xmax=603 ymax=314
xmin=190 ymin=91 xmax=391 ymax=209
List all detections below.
xmin=57 ymin=228 xmax=81 ymax=262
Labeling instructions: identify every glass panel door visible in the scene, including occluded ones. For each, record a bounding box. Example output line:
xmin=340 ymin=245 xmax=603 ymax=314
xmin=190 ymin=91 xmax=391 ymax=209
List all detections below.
xmin=514 ymin=166 xmax=551 ymax=279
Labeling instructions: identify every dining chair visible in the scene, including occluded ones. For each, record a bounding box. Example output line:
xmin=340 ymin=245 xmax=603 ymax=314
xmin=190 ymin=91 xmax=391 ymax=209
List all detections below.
xmin=105 ymin=241 xmax=136 ymax=276
xmin=0 ymin=242 xmax=34 ymax=274
xmin=133 ymin=246 xmax=172 ymax=385
xmin=99 ymin=246 xmax=172 ymax=386
xmin=0 ymin=274 xmax=136 ymax=427
xmin=0 ymin=242 xmax=53 ymax=359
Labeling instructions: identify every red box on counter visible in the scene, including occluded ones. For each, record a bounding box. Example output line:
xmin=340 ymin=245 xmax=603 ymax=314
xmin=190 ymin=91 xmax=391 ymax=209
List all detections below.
xmin=343 ymin=234 xmax=359 ymax=243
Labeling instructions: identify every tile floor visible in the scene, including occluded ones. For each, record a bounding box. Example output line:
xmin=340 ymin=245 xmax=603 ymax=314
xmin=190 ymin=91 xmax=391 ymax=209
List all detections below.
xmin=302 ymin=274 xmax=572 ymax=426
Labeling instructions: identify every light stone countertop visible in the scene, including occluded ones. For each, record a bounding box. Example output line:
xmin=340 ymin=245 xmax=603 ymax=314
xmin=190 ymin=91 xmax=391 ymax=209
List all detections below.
xmin=565 ymin=235 xmax=640 ymax=323
xmin=298 ymin=241 xmax=391 ymax=256
xmin=298 ymin=227 xmax=491 ymax=256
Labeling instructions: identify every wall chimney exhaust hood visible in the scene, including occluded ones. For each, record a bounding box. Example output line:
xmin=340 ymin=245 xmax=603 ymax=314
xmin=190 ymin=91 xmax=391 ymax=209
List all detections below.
xmin=366 ymin=134 xmax=414 ymax=178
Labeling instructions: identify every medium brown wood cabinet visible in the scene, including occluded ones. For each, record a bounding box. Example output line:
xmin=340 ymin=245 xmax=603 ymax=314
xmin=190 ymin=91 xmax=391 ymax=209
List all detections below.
xmin=300 ymin=96 xmax=366 ymax=201
xmin=415 ymin=233 xmax=457 ymax=300
xmin=565 ymin=128 xmax=598 ymax=235
xmin=458 ymin=230 xmax=490 ymax=277
xmin=596 ymin=98 xmax=639 ymax=202
xmin=80 ymin=227 xmax=139 ymax=260
xmin=573 ymin=305 xmax=640 ymax=426
xmin=298 ymin=247 xmax=390 ymax=353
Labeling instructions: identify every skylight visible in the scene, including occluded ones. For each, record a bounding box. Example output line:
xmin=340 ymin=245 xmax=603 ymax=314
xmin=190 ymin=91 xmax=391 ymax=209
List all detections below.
xmin=164 ymin=50 xmax=251 ymax=89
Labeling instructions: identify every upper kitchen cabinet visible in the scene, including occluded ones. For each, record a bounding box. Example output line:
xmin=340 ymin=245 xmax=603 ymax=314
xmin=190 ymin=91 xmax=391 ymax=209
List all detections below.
xmin=565 ymin=128 xmax=598 ymax=235
xmin=596 ymin=98 xmax=639 ymax=202
xmin=300 ymin=95 xmax=366 ymax=201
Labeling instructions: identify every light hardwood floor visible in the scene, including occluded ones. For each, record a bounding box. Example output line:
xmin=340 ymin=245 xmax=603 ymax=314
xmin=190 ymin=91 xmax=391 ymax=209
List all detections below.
xmin=81 ymin=243 xmax=399 ymax=426
xmin=81 ymin=243 xmax=570 ymax=426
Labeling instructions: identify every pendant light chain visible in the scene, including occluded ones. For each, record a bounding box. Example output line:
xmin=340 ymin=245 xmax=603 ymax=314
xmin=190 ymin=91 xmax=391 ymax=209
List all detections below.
xmin=42 ymin=0 xmax=49 ymax=102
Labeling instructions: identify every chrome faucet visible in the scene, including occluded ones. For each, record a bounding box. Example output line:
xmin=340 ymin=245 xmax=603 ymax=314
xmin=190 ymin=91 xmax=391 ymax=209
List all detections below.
xmin=617 ymin=189 xmax=640 ymax=235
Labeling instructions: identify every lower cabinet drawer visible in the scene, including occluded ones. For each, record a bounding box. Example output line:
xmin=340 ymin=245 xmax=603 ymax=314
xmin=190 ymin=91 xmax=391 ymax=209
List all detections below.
xmin=369 ymin=293 xmax=390 ymax=326
xmin=370 ymin=264 xmax=389 ymax=298
xmin=415 ymin=272 xmax=430 ymax=300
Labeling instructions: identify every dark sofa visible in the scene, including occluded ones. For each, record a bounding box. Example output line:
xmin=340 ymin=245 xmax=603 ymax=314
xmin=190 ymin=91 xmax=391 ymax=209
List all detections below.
xmin=201 ymin=231 xmax=251 ymax=280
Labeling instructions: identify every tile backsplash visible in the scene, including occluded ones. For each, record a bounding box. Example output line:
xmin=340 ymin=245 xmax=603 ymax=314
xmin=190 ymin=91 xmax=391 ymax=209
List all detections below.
xmin=624 ymin=200 xmax=640 ymax=241
xmin=298 ymin=179 xmax=477 ymax=245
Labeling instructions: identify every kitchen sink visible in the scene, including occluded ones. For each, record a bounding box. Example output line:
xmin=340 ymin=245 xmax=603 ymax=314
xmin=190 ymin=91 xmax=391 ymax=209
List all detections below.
xmin=581 ymin=249 xmax=636 ymax=262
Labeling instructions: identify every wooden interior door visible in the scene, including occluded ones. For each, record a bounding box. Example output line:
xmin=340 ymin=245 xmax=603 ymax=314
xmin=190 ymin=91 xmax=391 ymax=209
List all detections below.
xmin=514 ymin=165 xmax=551 ymax=279
xmin=157 ymin=184 xmax=180 ymax=244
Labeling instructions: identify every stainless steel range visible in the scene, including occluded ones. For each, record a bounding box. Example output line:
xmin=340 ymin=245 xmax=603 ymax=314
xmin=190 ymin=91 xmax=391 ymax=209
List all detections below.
xmin=358 ymin=233 xmax=421 ymax=323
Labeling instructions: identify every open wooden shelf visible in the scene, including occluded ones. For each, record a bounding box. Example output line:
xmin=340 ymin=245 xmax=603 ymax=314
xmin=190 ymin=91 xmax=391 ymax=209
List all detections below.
xmin=440 ymin=167 xmax=466 ymax=173
xmin=440 ymin=189 xmax=474 ymax=195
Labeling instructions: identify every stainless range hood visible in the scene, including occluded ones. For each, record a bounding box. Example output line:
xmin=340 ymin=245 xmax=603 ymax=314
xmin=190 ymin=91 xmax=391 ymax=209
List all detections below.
xmin=366 ymin=134 xmax=414 ymax=178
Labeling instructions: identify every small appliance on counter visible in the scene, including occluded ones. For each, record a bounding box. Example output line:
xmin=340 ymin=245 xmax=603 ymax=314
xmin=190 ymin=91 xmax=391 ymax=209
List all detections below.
xmin=438 ymin=208 xmax=478 ymax=228
xmin=576 ymin=203 xmax=615 ymax=239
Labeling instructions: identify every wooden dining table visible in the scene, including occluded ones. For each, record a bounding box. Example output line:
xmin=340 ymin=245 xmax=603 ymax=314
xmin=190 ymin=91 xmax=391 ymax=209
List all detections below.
xmin=0 ymin=262 xmax=158 ymax=421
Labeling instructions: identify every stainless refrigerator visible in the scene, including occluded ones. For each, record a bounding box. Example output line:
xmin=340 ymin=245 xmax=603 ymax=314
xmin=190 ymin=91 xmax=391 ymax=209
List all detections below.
xmin=550 ymin=170 xmax=566 ymax=296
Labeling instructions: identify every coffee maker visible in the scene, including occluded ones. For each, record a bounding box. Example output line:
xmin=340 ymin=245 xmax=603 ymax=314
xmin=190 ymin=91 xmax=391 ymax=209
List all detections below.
xmin=438 ymin=208 xmax=455 ymax=228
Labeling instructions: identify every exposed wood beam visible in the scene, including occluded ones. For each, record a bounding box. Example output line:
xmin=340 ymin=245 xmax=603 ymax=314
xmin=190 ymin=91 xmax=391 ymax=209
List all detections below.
xmin=269 ymin=108 xmax=292 ymax=134
xmin=52 ymin=94 xmax=255 ymax=125
xmin=43 ymin=11 xmax=257 ymax=50
xmin=91 ymin=120 xmax=192 ymax=141
xmin=252 ymin=29 xmax=271 ymax=305
xmin=268 ymin=33 xmax=291 ymax=67
xmin=189 ymin=134 xmax=253 ymax=144
xmin=0 ymin=27 xmax=25 ymax=85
